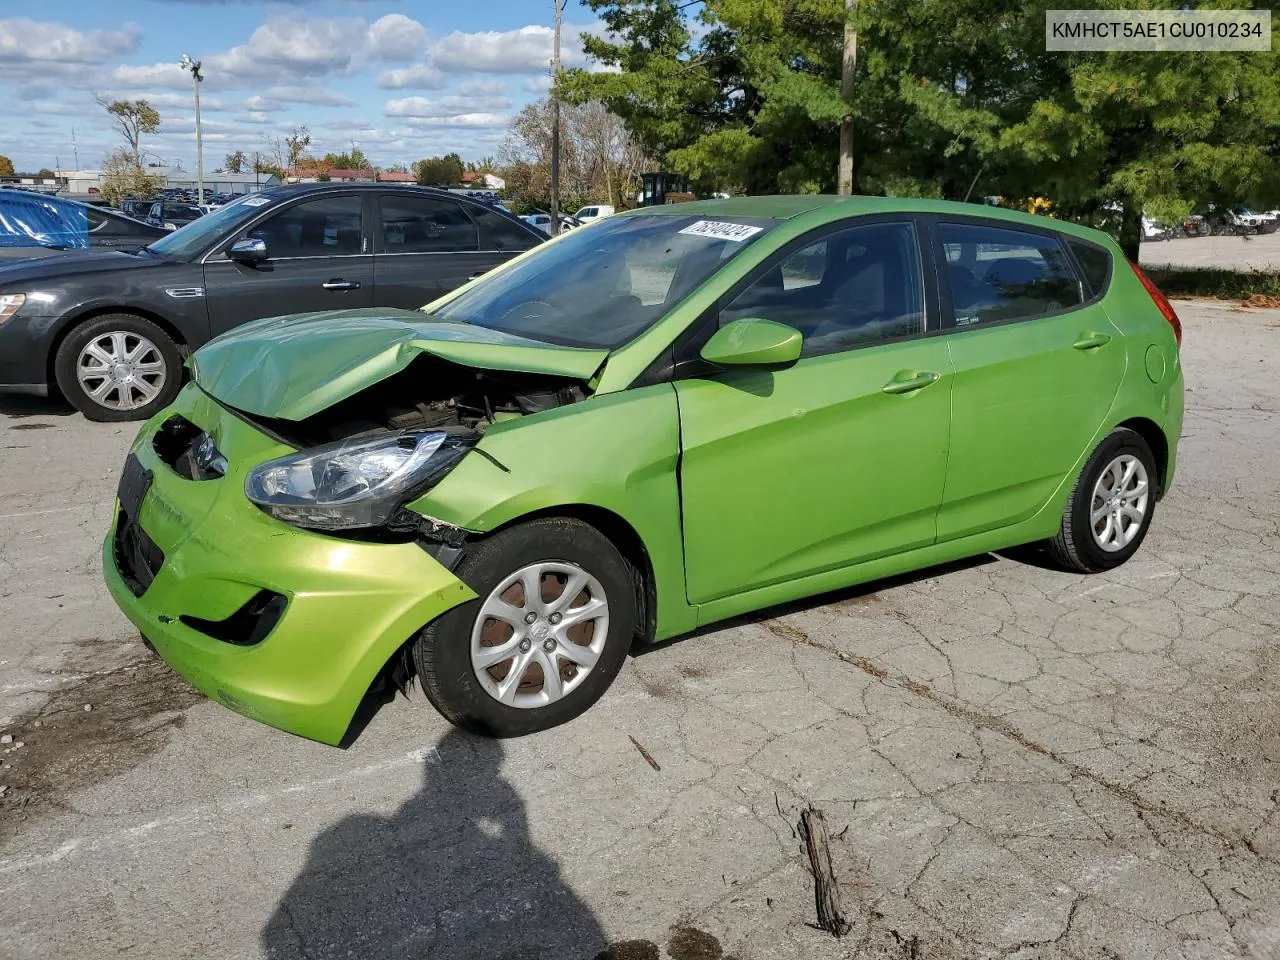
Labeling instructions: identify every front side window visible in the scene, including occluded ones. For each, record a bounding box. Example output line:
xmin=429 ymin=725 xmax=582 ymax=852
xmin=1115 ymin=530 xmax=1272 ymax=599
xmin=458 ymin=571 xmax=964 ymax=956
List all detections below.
xmin=721 ymin=221 xmax=924 ymax=357
xmin=380 ymin=196 xmax=478 ymax=253
xmin=941 ymin=222 xmax=1082 ymax=327
xmin=247 ymin=196 xmax=363 ymax=258
xmin=433 ymin=213 xmax=777 ymax=348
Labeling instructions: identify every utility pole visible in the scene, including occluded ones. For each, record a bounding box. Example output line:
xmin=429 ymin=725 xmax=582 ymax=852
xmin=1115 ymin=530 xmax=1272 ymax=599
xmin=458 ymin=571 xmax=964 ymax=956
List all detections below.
xmin=72 ymin=128 xmax=79 ymax=171
xmin=181 ymin=55 xmax=204 ymax=204
xmin=837 ymin=0 xmax=857 ymax=196
xmin=550 ymin=0 xmax=564 ymax=236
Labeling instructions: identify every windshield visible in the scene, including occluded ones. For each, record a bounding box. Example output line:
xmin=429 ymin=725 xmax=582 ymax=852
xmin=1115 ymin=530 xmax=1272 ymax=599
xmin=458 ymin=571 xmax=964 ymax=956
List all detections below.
xmin=0 ymin=192 xmax=89 ymax=249
xmin=146 ymin=193 xmax=276 ymax=259
xmin=431 ymin=213 xmax=777 ymax=348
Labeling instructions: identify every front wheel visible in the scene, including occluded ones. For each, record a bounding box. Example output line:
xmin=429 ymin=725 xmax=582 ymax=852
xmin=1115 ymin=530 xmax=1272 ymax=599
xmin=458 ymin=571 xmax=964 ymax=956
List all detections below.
xmin=414 ymin=517 xmax=637 ymax=737
xmin=54 ymin=314 xmax=183 ymax=421
xmin=1046 ymin=427 xmax=1158 ymax=573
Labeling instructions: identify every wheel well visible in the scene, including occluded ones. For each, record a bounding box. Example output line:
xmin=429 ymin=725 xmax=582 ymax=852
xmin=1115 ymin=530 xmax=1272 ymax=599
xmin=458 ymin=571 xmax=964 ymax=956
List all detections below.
xmin=491 ymin=505 xmax=658 ymax=645
xmin=46 ymin=307 xmax=190 ymax=387
xmin=1117 ymin=417 xmax=1169 ymax=494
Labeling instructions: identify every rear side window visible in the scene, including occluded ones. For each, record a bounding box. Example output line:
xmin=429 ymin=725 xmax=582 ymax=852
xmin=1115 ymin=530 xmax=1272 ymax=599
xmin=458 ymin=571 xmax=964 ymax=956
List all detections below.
xmin=471 ymin=206 xmax=540 ymax=251
xmin=1067 ymin=239 xmax=1112 ymax=298
xmin=940 ymin=222 xmax=1082 ymax=327
xmin=379 ymin=195 xmax=477 ymax=253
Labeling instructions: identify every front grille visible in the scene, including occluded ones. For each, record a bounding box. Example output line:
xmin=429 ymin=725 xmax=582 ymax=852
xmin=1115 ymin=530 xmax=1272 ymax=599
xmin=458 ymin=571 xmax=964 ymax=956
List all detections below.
xmin=114 ymin=511 xmax=165 ymax=598
xmin=180 ymin=590 xmax=288 ymax=646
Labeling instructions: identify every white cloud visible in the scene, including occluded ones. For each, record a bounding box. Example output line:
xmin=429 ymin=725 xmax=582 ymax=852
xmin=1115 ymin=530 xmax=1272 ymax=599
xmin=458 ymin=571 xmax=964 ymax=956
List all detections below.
xmin=384 ymin=94 xmax=512 ymax=119
xmin=376 ymin=63 xmax=447 ymax=90
xmin=110 ymin=62 xmax=193 ymax=91
xmin=458 ymin=79 xmax=508 ymax=96
xmin=521 ymin=75 xmax=553 ymax=94
xmin=366 ymin=14 xmax=428 ymax=62
xmin=0 ymin=19 xmax=140 ymax=64
xmin=235 ymin=111 xmax=274 ymax=125
xmin=401 ymin=114 xmax=510 ymax=129
xmin=208 ymin=16 xmax=366 ymax=80
xmin=244 ymin=86 xmax=355 ymax=110
xmin=429 ymin=23 xmax=599 ymax=74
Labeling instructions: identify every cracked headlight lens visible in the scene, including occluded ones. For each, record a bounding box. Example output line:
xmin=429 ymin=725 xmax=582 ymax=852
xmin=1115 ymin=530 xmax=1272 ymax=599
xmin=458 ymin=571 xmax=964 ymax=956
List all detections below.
xmin=245 ymin=431 xmax=473 ymax=531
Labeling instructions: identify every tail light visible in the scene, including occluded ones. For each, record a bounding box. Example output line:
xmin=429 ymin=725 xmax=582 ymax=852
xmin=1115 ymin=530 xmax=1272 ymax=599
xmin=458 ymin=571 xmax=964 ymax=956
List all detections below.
xmin=1128 ymin=260 xmax=1181 ymax=348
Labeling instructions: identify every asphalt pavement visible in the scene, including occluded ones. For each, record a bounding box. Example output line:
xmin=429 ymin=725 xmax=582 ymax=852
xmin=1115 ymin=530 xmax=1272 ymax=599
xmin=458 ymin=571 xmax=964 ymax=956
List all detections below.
xmin=1 ymin=300 xmax=1278 ymax=959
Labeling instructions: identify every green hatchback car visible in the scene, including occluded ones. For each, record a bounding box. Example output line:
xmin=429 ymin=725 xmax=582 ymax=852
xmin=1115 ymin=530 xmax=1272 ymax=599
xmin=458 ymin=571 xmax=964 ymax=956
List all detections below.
xmin=103 ymin=196 xmax=1183 ymax=744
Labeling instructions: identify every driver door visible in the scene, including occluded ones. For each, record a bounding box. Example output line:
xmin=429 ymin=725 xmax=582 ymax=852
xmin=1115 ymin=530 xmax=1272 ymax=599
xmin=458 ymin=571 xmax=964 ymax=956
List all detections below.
xmin=676 ymin=220 xmax=953 ymax=605
xmin=203 ymin=194 xmax=374 ymax=337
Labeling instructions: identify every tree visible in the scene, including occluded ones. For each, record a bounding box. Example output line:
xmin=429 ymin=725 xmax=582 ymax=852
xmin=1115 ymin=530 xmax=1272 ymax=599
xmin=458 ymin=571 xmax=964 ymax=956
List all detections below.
xmin=500 ymin=98 xmax=647 ymax=209
xmin=564 ymin=0 xmax=1280 ymax=257
xmin=322 ymin=144 xmax=372 ymax=171
xmin=99 ymin=149 xmax=165 ymax=206
xmin=36 ymin=168 xmax=54 ymax=178
xmin=223 ymin=150 xmax=246 ymax=174
xmin=96 ymin=97 xmax=160 ymax=166
xmin=284 ymin=126 xmax=312 ymax=169
xmin=413 ymin=153 xmax=465 ymax=186
xmin=0 ymin=155 xmax=14 ymax=177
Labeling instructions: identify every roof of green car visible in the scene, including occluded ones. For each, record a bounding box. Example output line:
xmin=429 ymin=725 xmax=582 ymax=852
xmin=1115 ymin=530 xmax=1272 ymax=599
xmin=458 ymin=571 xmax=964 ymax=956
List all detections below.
xmin=618 ymin=194 xmax=1114 ymax=245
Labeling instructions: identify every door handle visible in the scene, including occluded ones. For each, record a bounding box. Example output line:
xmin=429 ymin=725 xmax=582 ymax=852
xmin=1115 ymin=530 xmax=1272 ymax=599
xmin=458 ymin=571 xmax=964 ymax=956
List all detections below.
xmin=322 ymin=279 xmax=360 ymax=291
xmin=1073 ymin=332 xmax=1112 ymax=350
xmin=881 ymin=371 xmax=941 ymax=395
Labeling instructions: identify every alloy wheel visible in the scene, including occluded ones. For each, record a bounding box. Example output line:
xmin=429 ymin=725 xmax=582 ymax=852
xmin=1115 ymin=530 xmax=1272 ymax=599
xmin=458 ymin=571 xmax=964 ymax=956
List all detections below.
xmin=1090 ymin=454 xmax=1149 ymax=552
xmin=470 ymin=561 xmax=610 ymax=709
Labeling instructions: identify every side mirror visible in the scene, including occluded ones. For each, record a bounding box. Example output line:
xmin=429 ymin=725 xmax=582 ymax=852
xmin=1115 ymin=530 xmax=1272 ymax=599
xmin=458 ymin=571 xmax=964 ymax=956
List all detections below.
xmin=700 ymin=318 xmax=803 ymax=368
xmin=228 ymin=237 xmax=268 ymax=264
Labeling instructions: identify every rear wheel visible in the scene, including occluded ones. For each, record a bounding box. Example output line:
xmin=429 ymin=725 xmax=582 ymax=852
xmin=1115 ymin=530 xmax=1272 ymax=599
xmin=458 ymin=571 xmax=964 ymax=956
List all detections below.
xmin=413 ymin=517 xmax=637 ymax=737
xmin=54 ymin=314 xmax=183 ymax=422
xmin=1046 ymin=427 xmax=1158 ymax=573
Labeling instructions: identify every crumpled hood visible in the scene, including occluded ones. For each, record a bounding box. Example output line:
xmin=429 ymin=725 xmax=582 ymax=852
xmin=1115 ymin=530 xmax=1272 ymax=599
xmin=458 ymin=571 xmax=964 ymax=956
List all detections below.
xmin=190 ymin=308 xmax=609 ymax=421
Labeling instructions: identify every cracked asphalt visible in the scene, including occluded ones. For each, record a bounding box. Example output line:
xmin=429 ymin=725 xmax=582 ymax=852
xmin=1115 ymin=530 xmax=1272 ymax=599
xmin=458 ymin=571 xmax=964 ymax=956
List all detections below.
xmin=1 ymin=300 xmax=1278 ymax=960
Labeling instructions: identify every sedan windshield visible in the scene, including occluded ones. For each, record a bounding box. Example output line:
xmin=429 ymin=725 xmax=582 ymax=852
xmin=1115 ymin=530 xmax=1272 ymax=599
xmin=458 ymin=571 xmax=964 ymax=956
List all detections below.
xmin=431 ymin=213 xmax=777 ymax=348
xmin=146 ymin=193 xmax=276 ymax=259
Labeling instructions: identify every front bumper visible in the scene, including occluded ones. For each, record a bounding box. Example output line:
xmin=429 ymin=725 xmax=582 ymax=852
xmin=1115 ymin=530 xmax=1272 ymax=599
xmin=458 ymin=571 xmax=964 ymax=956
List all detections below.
xmin=102 ymin=384 xmax=476 ymax=745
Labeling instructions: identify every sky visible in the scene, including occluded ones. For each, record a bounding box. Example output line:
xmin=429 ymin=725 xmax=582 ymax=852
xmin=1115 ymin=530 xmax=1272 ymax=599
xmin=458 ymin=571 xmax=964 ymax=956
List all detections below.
xmin=0 ymin=1 xmax=607 ymax=174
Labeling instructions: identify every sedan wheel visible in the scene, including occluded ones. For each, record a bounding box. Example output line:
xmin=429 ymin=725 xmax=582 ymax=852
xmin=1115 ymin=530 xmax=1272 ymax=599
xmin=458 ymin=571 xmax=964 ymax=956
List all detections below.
xmin=76 ymin=331 xmax=167 ymax=414
xmin=54 ymin=314 xmax=183 ymax=422
xmin=414 ymin=517 xmax=637 ymax=737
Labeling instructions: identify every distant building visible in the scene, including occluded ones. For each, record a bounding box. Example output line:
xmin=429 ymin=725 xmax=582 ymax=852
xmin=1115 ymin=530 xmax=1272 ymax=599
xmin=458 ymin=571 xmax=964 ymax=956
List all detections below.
xmin=377 ymin=171 xmax=417 ymax=183
xmin=53 ymin=167 xmax=278 ymax=195
xmin=460 ymin=171 xmax=505 ymax=190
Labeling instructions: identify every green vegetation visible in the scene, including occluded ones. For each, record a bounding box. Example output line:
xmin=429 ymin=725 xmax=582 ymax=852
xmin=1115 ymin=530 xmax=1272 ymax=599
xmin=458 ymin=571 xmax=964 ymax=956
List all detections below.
xmin=1146 ymin=266 xmax=1280 ymax=302
xmin=562 ymin=0 xmax=1280 ymax=257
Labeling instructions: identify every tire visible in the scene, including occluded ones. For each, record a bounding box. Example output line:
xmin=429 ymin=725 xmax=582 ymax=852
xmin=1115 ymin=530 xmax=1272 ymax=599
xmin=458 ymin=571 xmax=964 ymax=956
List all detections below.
xmin=413 ymin=517 xmax=637 ymax=737
xmin=1046 ymin=428 xmax=1158 ymax=573
xmin=54 ymin=314 xmax=183 ymax=422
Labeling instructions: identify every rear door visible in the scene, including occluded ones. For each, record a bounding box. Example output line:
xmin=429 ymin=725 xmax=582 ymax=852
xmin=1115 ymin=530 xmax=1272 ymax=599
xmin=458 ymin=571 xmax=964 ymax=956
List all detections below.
xmin=372 ymin=193 xmax=507 ymax=309
xmin=202 ymin=193 xmax=374 ymax=336
xmin=931 ymin=218 xmax=1126 ymax=541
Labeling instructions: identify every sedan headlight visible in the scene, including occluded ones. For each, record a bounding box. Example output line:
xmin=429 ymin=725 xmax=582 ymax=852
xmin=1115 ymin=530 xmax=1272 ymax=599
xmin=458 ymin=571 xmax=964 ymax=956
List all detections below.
xmin=0 ymin=293 xmax=25 ymax=325
xmin=244 ymin=431 xmax=474 ymax=531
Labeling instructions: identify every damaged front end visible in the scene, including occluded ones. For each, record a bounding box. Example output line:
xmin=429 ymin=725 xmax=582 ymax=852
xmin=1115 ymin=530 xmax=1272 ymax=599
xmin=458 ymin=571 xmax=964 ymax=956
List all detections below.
xmin=189 ymin=309 xmax=605 ymax=545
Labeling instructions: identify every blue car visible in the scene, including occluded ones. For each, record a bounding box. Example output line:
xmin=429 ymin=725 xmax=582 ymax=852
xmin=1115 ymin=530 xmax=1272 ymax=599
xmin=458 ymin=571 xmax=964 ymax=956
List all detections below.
xmin=0 ymin=190 xmax=166 ymax=260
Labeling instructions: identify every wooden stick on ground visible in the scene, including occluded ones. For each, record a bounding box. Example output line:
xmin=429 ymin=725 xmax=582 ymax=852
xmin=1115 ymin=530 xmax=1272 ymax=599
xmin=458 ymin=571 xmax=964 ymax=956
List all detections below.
xmin=799 ymin=804 xmax=852 ymax=937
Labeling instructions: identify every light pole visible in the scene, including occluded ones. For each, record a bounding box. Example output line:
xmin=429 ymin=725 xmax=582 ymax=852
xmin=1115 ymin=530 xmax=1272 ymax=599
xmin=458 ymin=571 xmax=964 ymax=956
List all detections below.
xmin=550 ymin=0 xmax=564 ymax=236
xmin=180 ymin=54 xmax=204 ymax=204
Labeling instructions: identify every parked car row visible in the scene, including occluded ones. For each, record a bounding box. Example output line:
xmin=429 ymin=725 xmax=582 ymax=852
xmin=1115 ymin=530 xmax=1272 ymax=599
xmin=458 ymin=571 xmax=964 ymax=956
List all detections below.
xmin=0 ymin=183 xmax=546 ymax=419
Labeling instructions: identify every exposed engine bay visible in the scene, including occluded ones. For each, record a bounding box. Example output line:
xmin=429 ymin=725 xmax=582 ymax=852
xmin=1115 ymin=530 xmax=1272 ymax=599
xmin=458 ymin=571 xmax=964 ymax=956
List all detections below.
xmin=230 ymin=354 xmax=590 ymax=449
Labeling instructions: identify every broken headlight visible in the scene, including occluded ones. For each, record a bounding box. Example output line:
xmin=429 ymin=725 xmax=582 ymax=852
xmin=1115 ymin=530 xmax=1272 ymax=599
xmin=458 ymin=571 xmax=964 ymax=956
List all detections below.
xmin=244 ymin=431 xmax=472 ymax=531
